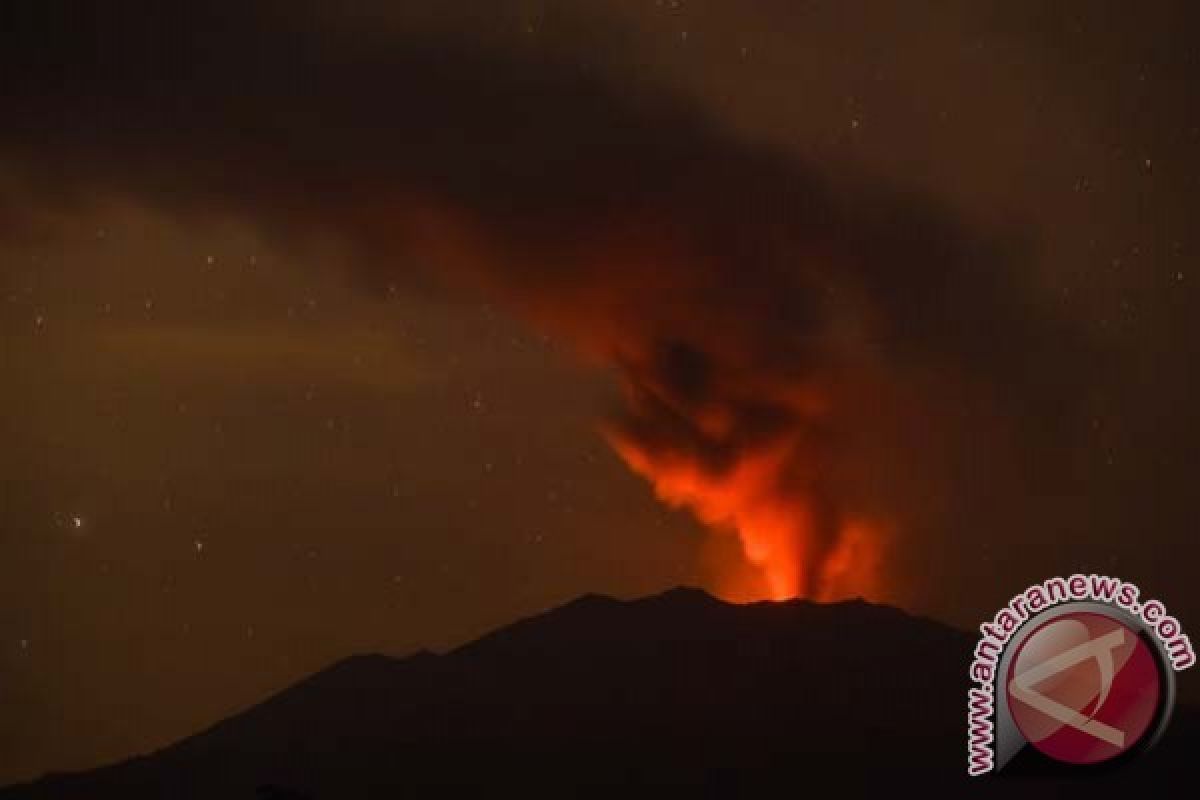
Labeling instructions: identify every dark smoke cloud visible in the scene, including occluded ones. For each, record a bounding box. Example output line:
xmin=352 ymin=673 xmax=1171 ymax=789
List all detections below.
xmin=0 ymin=1 xmax=1086 ymax=598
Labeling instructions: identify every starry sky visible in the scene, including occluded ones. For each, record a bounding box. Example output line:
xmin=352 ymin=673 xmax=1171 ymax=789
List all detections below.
xmin=3 ymin=0 xmax=1200 ymax=785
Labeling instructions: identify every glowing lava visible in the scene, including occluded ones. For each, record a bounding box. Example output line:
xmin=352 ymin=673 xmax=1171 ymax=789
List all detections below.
xmin=389 ymin=206 xmax=890 ymax=603
xmin=607 ymin=430 xmax=884 ymax=603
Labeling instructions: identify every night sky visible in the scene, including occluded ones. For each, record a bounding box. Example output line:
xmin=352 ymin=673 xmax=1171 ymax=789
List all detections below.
xmin=4 ymin=1 xmax=1200 ymax=785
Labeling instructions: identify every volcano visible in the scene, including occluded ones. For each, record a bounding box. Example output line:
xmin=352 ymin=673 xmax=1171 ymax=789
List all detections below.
xmin=2 ymin=589 xmax=1195 ymax=798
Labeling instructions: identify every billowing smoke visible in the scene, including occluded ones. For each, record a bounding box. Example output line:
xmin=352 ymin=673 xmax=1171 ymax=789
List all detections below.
xmin=399 ymin=191 xmax=894 ymax=600
xmin=0 ymin=2 xmax=1061 ymax=601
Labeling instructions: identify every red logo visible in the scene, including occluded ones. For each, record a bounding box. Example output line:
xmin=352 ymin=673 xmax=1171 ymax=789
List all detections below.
xmin=1006 ymin=612 xmax=1162 ymax=765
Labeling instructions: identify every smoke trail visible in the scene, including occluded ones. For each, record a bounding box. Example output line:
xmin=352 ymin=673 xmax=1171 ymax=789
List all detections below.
xmin=0 ymin=1 xmax=1054 ymax=600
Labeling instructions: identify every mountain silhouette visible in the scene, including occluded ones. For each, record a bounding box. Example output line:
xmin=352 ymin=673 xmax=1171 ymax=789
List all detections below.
xmin=2 ymin=588 xmax=1196 ymax=798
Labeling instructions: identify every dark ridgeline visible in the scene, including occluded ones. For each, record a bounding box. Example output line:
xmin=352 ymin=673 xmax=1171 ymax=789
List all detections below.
xmin=1 ymin=588 xmax=1196 ymax=798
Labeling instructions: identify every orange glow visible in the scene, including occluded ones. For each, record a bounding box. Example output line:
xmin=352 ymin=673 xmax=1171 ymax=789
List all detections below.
xmin=816 ymin=518 xmax=886 ymax=601
xmin=386 ymin=203 xmax=888 ymax=604
xmin=607 ymin=430 xmax=885 ymax=603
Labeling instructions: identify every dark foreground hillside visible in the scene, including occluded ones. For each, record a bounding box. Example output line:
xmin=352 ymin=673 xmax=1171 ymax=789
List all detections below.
xmin=2 ymin=588 xmax=1196 ymax=798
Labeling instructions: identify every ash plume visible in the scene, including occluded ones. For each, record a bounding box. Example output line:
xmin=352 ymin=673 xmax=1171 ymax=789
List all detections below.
xmin=0 ymin=1 xmax=1072 ymax=600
